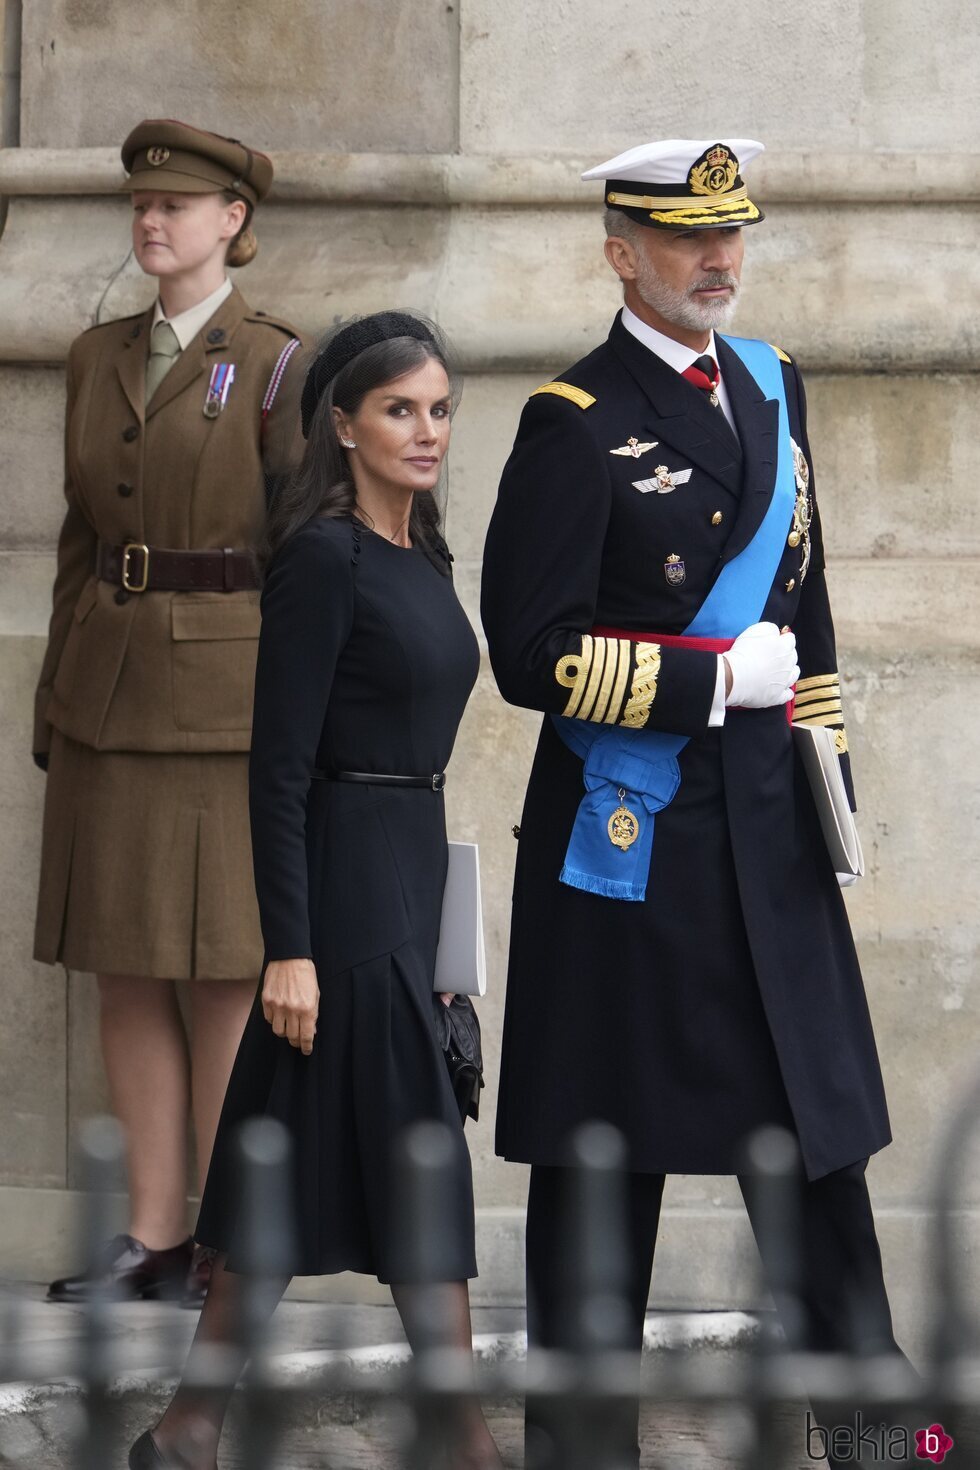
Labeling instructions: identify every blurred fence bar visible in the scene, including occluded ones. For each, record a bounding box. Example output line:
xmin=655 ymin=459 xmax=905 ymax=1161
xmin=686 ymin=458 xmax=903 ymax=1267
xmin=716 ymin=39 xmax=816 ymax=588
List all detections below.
xmin=1 ymin=1071 xmax=978 ymax=1469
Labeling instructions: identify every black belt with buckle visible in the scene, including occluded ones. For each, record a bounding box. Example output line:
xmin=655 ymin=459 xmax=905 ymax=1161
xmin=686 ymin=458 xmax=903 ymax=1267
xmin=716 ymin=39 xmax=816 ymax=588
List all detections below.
xmin=313 ymin=769 xmax=447 ymax=792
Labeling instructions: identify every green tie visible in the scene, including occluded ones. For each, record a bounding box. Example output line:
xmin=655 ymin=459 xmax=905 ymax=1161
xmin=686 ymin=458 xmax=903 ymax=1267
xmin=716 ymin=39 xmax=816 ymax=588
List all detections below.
xmin=145 ymin=320 xmax=181 ymax=402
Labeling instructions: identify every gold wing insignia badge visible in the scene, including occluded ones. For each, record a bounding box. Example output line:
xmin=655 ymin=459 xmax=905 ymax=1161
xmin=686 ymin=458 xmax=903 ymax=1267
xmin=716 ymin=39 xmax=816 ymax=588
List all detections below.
xmin=610 ymin=436 xmax=658 ymax=458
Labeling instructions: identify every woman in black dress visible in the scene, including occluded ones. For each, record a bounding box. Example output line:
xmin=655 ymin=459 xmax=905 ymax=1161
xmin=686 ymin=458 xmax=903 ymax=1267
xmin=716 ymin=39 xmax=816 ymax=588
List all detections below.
xmin=131 ymin=313 xmax=502 ymax=1470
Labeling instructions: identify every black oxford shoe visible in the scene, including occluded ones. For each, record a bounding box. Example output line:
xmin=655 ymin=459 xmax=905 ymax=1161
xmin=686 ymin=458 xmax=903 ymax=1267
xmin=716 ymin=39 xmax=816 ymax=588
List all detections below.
xmin=47 ymin=1233 xmax=194 ymax=1303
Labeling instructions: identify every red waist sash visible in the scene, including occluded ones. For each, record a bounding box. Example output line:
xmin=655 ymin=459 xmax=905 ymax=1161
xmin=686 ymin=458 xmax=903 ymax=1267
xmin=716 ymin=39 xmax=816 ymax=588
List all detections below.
xmin=593 ymin=625 xmax=734 ymax=654
xmin=591 ymin=625 xmax=795 ymax=723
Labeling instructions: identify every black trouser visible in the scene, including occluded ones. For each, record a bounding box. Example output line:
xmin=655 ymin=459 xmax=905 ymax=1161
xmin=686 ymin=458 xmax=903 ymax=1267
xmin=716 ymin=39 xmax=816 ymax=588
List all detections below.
xmin=525 ymin=1159 xmax=920 ymax=1469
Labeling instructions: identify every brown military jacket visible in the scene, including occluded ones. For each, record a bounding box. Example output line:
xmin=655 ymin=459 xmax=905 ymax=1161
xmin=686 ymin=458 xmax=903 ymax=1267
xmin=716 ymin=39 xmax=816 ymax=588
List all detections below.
xmin=33 ymin=285 xmax=308 ymax=757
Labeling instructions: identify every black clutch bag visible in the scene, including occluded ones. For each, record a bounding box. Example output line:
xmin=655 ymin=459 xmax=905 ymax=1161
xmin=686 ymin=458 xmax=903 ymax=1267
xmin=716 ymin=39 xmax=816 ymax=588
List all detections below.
xmin=433 ymin=995 xmax=485 ymax=1123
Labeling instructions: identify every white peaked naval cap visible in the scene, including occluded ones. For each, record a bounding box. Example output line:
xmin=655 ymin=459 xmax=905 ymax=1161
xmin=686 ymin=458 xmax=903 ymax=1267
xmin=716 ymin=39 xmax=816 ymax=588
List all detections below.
xmin=582 ymin=138 xmax=766 ymax=230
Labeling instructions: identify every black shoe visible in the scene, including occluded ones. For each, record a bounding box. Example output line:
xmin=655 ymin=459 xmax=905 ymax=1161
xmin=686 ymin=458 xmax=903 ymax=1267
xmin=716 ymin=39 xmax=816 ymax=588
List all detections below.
xmin=180 ymin=1244 xmax=216 ymax=1310
xmin=47 ymin=1234 xmax=194 ymax=1304
xmin=129 ymin=1428 xmax=200 ymax=1469
xmin=129 ymin=1430 xmax=168 ymax=1467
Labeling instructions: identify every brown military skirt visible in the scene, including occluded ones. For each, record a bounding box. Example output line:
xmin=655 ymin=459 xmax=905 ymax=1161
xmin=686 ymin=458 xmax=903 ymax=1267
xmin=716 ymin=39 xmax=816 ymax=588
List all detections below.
xmin=34 ymin=731 xmax=263 ymax=980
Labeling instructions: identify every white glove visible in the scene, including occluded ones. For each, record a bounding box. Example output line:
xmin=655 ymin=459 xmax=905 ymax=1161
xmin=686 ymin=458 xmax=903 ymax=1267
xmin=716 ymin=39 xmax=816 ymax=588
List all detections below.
xmin=724 ymin=622 xmax=800 ymax=708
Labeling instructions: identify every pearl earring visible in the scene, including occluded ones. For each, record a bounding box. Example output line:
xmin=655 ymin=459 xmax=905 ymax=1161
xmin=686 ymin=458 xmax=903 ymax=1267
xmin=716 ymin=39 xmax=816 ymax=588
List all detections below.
xmin=340 ymin=437 xmax=356 ymax=449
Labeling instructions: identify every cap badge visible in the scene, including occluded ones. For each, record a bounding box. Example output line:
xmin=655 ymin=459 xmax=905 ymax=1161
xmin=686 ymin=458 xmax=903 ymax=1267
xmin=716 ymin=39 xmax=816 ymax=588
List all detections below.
xmin=610 ymin=436 xmax=658 ymax=459
xmin=146 ymin=146 xmax=171 ymax=167
xmin=664 ymin=552 xmax=687 ymax=587
xmin=688 ymin=143 xmax=739 ymax=196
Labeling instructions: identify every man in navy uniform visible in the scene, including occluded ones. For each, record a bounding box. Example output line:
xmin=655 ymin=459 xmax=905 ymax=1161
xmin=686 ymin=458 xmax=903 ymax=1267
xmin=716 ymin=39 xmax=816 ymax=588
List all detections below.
xmin=481 ymin=139 xmax=914 ymax=1465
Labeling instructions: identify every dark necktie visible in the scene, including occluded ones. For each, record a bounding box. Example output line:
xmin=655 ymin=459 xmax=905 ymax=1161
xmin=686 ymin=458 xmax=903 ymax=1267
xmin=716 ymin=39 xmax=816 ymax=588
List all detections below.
xmin=681 ymin=353 xmax=721 ymax=408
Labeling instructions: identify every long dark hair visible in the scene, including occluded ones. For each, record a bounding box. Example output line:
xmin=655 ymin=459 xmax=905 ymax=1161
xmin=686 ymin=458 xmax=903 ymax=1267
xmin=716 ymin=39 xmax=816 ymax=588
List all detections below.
xmin=263 ymin=326 xmax=456 ymax=573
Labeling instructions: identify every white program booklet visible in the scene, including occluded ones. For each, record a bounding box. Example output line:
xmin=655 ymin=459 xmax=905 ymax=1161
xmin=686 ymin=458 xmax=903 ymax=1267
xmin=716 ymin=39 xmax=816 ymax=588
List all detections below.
xmin=792 ymin=724 xmax=865 ymax=884
xmin=433 ymin=841 xmax=487 ymax=997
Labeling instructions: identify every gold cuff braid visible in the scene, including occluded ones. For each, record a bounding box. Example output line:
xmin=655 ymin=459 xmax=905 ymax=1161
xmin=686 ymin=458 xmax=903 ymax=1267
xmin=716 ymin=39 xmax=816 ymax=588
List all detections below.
xmin=792 ymin=671 xmax=848 ymax=754
xmin=620 ymin=642 xmax=661 ymax=729
xmin=555 ymin=636 xmax=660 ymax=727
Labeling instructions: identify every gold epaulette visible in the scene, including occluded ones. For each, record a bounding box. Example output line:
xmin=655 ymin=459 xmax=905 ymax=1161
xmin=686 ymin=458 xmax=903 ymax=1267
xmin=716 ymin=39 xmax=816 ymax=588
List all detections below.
xmin=530 ymin=381 xmax=596 ymax=410
xmin=770 ymin=343 xmax=793 ymax=364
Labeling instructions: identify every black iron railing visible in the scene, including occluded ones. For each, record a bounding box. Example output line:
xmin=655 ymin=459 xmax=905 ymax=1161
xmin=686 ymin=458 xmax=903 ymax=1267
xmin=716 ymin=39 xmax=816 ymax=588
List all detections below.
xmin=1 ymin=1067 xmax=978 ymax=1469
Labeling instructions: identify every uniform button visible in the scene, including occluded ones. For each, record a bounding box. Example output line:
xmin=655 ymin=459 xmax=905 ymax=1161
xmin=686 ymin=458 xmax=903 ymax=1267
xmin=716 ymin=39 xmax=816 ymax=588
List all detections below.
xmin=117 ymin=482 xmax=134 ymax=498
xmin=785 ymin=577 xmax=796 ymax=592
xmin=511 ymin=825 xmax=521 ymax=839
xmin=207 ymin=328 xmax=225 ymax=344
xmin=788 ymin=530 xmax=801 ymax=548
xmin=122 ymin=425 xmax=139 ymax=442
xmin=114 ymin=588 xmax=130 ymax=606
xmin=711 ymin=511 xmax=723 ymax=525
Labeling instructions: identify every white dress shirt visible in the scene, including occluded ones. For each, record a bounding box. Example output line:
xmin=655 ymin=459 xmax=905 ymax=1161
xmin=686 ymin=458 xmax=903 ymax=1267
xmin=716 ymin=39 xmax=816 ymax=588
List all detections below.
xmin=152 ymin=276 xmax=233 ymax=351
xmin=620 ymin=304 xmax=732 ymax=725
xmin=620 ymin=304 xmax=737 ymax=431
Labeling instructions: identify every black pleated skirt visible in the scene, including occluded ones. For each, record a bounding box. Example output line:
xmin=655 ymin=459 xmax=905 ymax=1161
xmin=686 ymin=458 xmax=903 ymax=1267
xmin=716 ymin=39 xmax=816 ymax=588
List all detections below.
xmin=196 ymin=784 xmax=477 ymax=1284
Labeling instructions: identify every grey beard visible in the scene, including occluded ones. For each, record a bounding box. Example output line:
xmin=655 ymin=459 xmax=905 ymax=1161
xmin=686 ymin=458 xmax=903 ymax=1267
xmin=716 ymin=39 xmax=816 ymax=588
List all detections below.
xmin=634 ymin=258 xmax=740 ymax=332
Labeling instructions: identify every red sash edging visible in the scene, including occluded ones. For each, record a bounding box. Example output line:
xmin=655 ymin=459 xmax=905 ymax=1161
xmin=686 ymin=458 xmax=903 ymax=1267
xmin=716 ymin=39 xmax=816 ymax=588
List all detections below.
xmin=591 ymin=625 xmax=796 ymax=724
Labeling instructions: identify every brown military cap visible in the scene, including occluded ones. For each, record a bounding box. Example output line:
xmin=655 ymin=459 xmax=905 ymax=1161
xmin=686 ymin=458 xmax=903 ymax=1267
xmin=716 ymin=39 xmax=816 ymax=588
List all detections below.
xmin=121 ymin=119 xmax=274 ymax=207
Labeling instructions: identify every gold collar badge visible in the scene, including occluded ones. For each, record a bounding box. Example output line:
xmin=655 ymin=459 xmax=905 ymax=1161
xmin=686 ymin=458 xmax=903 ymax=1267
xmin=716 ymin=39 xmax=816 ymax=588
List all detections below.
xmin=610 ymin=436 xmax=658 ymax=458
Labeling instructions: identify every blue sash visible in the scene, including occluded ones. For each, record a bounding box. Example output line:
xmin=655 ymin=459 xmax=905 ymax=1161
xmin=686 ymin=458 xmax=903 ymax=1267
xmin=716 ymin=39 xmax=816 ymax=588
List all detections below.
xmin=553 ymin=336 xmax=795 ymax=901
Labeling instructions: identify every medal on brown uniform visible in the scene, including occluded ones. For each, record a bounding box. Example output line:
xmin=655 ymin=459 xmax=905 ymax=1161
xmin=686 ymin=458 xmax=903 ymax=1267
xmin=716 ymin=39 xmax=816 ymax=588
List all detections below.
xmin=203 ymin=362 xmax=235 ymax=418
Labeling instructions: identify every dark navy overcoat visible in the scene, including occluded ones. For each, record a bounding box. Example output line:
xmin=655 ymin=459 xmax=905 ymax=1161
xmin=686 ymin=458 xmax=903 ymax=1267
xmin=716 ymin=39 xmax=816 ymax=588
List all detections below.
xmin=481 ymin=312 xmax=891 ymax=1182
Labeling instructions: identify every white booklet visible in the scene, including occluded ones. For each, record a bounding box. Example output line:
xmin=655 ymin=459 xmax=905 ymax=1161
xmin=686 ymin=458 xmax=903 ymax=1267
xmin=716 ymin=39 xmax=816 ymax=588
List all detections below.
xmin=792 ymin=724 xmax=865 ymax=884
xmin=433 ymin=841 xmax=487 ymax=996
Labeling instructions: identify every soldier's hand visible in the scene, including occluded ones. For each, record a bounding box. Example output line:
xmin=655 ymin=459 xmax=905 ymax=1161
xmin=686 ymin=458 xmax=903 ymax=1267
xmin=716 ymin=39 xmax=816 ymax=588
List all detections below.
xmin=262 ymin=958 xmax=319 ymax=1056
xmin=724 ymin=622 xmax=799 ymax=709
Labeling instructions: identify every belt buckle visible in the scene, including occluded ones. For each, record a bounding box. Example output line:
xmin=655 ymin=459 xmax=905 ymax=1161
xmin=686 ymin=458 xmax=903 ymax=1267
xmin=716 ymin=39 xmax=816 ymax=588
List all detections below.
xmin=121 ymin=542 xmax=150 ymax=592
xmin=431 ymin=773 xmax=446 ymax=792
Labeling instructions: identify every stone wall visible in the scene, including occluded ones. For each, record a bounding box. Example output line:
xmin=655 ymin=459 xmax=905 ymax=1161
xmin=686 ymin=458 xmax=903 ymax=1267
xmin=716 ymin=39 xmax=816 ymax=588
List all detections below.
xmin=1 ymin=0 xmax=978 ymax=1341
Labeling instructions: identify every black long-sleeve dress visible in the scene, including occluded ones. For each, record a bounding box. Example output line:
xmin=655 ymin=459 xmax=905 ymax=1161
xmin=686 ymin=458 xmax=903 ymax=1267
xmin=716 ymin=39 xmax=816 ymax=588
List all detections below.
xmin=196 ymin=514 xmax=481 ymax=1283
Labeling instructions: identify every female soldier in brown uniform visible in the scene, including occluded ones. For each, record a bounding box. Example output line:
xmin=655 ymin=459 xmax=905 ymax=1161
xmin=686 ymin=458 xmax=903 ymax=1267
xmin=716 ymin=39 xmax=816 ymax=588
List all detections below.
xmin=33 ymin=119 xmax=306 ymax=1303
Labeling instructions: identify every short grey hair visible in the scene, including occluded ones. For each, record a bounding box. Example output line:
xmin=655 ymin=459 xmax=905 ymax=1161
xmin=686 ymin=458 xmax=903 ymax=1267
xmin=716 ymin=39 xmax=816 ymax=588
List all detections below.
xmin=603 ymin=207 xmax=645 ymax=245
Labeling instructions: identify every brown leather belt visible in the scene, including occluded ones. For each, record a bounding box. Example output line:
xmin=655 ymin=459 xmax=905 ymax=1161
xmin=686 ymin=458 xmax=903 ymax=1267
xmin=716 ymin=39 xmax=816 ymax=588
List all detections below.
xmin=96 ymin=540 xmax=260 ymax=593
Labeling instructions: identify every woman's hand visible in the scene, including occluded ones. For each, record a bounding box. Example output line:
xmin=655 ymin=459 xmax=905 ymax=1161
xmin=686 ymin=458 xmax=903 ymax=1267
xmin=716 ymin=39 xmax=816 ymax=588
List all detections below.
xmin=262 ymin=958 xmax=319 ymax=1056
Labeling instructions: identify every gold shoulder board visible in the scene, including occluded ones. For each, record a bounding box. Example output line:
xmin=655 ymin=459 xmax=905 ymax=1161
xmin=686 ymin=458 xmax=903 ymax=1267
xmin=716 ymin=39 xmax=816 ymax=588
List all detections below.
xmin=769 ymin=344 xmax=793 ymax=364
xmin=530 ymin=381 xmax=596 ymax=410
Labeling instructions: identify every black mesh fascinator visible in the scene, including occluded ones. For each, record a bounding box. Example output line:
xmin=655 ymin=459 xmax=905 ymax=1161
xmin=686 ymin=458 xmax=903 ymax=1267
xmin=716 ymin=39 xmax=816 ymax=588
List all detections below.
xmin=300 ymin=311 xmax=440 ymax=439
